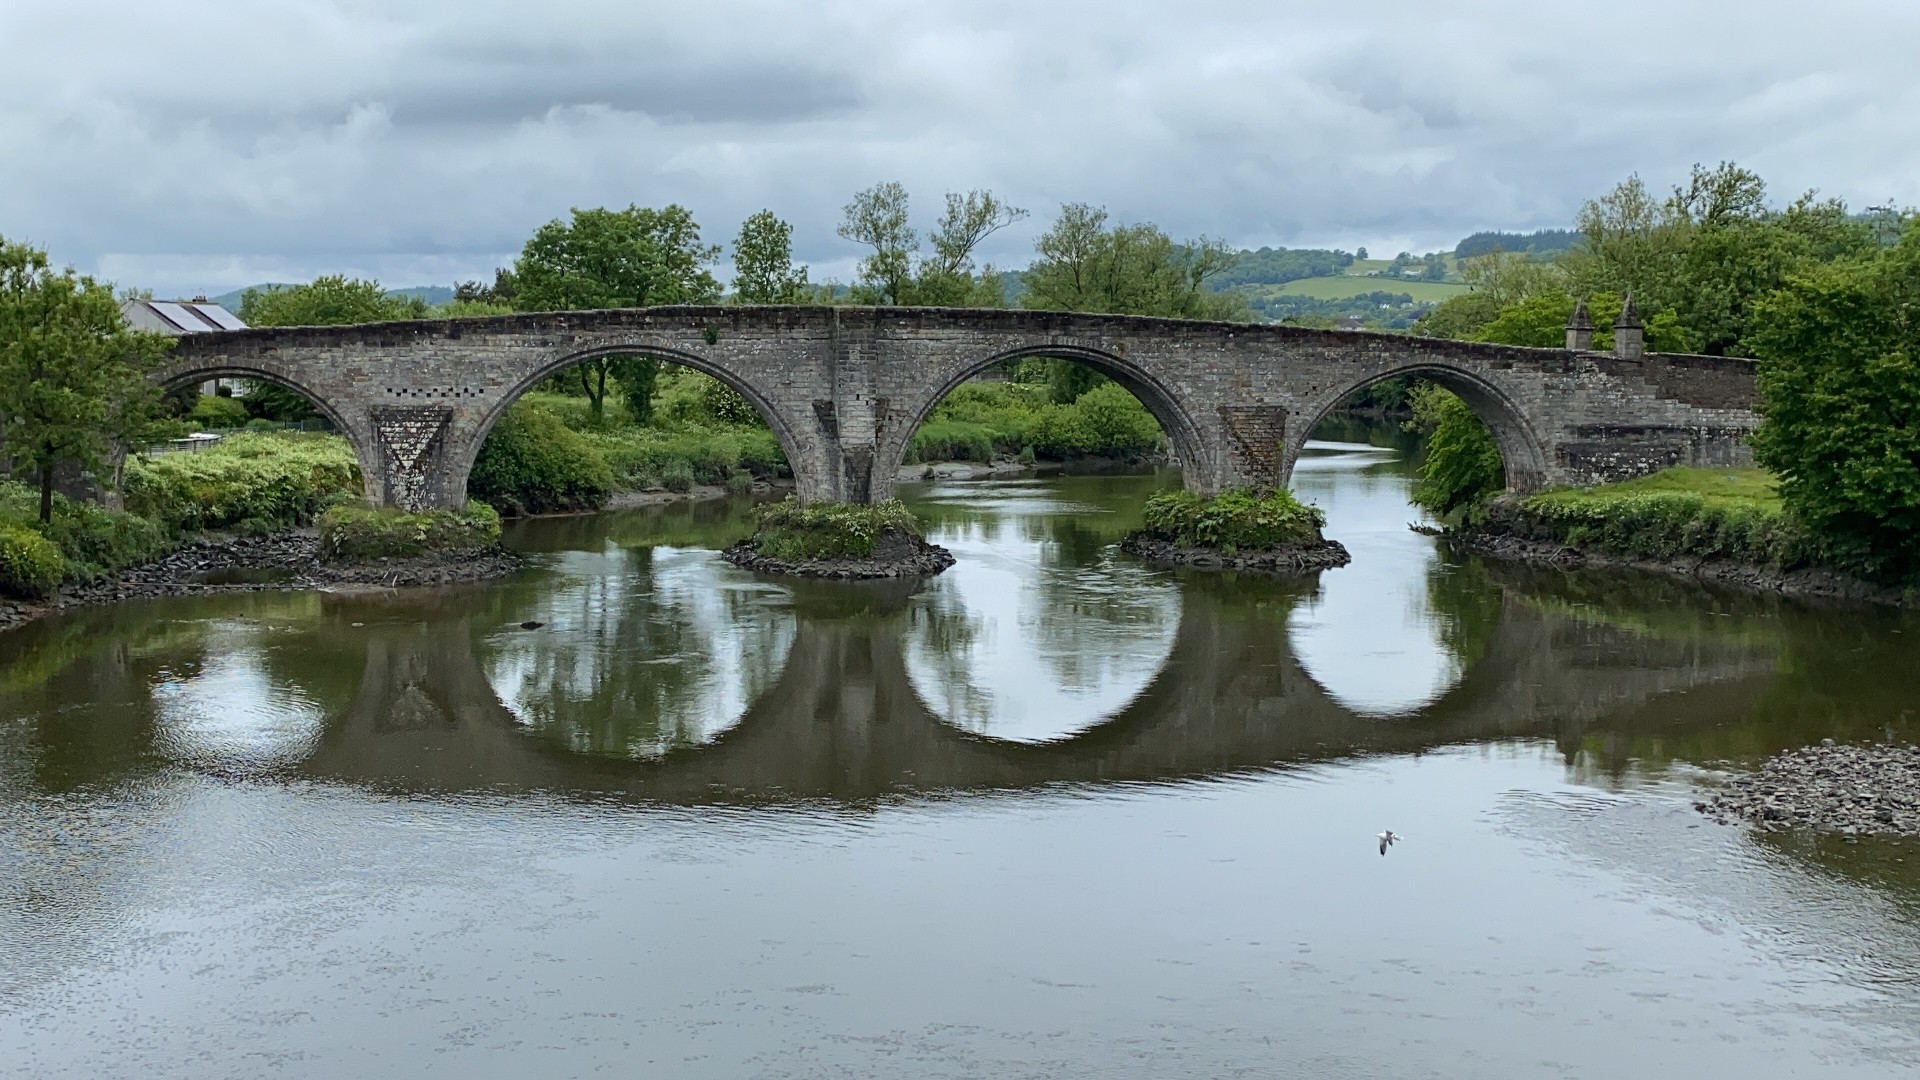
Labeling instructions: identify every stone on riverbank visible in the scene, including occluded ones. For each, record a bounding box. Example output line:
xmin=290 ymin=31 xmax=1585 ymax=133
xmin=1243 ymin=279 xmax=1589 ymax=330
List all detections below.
xmin=1698 ymin=742 xmax=1920 ymax=837
xmin=0 ymin=532 xmax=522 ymax=635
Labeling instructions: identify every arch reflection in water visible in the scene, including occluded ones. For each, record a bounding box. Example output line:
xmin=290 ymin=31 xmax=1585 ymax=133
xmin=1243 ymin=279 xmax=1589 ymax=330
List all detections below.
xmin=481 ymin=544 xmax=796 ymax=759
xmin=901 ymin=479 xmax=1181 ymax=742
xmin=1287 ymin=436 xmax=1465 ymax=716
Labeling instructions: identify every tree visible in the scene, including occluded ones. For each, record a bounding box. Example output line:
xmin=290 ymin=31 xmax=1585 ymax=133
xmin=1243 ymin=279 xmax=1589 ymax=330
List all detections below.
xmin=239 ymin=276 xmax=427 ymax=326
xmin=1471 ymin=291 xmax=1688 ymax=352
xmin=513 ymin=204 xmax=722 ymax=421
xmin=1020 ymin=203 xmax=1246 ymax=321
xmin=1748 ymin=223 xmax=1920 ymax=582
xmin=838 ymin=182 xmax=916 ymax=305
xmin=0 ymin=238 xmax=171 ymax=522
xmin=731 ymin=210 xmax=810 ymax=304
xmin=1356 ymin=246 xmax=1369 ymax=260
xmin=1406 ymin=382 xmax=1503 ymax=518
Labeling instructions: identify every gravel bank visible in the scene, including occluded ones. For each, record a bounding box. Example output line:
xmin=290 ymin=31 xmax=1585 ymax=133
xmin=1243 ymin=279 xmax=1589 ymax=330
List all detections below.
xmin=1698 ymin=742 xmax=1920 ymax=838
xmin=721 ymin=528 xmax=955 ymax=580
xmin=0 ymin=532 xmax=521 ymax=634
xmin=1119 ymin=534 xmax=1352 ymax=574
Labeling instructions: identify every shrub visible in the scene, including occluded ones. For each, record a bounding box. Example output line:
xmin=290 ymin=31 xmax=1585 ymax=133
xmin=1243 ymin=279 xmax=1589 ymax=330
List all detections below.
xmin=906 ymin=420 xmax=996 ymax=464
xmin=0 ymin=524 xmax=63 ymax=598
xmin=0 ymin=483 xmax=172 ymax=583
xmin=124 ymin=432 xmax=362 ymax=533
xmin=318 ymin=501 xmax=502 ymax=562
xmin=187 ymin=394 xmax=250 ymax=429
xmin=1748 ymin=222 xmax=1920 ymax=583
xmin=470 ymin=402 xmax=615 ymax=515
xmin=660 ymin=459 xmax=696 ymax=492
xmin=726 ymin=469 xmax=755 ymax=496
xmin=1139 ymin=488 xmax=1327 ymax=552
xmin=1406 ymin=383 xmax=1504 ymax=518
xmin=749 ymin=498 xmax=923 ymax=561
xmin=1070 ymin=382 xmax=1164 ymax=456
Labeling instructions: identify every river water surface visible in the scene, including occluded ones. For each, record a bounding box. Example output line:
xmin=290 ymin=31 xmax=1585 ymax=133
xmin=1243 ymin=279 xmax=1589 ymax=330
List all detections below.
xmin=4 ymin=431 xmax=1920 ymax=1078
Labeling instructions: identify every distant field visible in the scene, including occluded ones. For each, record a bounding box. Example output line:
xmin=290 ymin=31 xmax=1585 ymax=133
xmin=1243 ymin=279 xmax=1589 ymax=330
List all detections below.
xmin=1271 ymin=276 xmax=1471 ymax=302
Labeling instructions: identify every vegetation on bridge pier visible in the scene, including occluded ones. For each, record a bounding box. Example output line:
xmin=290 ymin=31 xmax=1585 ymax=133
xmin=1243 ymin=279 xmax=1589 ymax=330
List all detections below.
xmin=722 ymin=498 xmax=955 ymax=579
xmin=1121 ymin=487 xmax=1350 ymax=573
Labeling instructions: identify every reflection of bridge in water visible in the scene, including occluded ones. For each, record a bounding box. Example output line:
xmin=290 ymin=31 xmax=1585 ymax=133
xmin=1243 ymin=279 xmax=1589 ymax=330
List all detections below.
xmin=296 ymin=568 xmax=1778 ymax=803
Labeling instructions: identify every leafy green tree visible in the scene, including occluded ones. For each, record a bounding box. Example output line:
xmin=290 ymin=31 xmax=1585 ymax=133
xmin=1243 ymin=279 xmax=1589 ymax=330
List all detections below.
xmin=0 ymin=238 xmax=171 ymax=522
xmin=512 ymin=204 xmax=722 ymax=421
xmin=836 ymin=184 xmax=1023 ymax=306
xmin=239 ymin=276 xmax=427 ymax=326
xmin=1471 ymin=291 xmax=1688 ymax=351
xmin=838 ymin=182 xmax=916 ymax=305
xmin=1406 ymin=382 xmax=1503 ymax=518
xmin=1748 ymin=223 xmax=1920 ymax=581
xmin=731 ymin=210 xmax=810 ymax=304
xmin=1020 ymin=203 xmax=1246 ymax=321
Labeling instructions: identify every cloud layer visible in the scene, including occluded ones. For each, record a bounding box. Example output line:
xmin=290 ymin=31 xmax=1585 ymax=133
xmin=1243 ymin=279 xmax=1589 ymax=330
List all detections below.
xmin=4 ymin=0 xmax=1916 ymax=295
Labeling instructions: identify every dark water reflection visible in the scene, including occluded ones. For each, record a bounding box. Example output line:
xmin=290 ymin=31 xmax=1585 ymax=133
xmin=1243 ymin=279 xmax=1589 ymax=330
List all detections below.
xmin=4 ymin=431 xmax=1920 ymax=1078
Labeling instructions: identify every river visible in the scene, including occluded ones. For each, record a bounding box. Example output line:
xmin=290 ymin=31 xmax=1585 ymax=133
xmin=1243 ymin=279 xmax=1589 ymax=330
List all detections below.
xmin=3 ymin=427 xmax=1919 ymax=1078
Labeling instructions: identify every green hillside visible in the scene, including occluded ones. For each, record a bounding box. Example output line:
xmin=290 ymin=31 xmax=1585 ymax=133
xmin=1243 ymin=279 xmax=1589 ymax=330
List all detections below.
xmin=1272 ymin=277 xmax=1469 ymax=302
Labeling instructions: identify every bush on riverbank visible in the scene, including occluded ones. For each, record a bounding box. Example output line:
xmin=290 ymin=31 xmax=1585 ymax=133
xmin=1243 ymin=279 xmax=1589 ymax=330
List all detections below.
xmin=1490 ymin=468 xmax=1820 ymax=568
xmin=0 ymin=523 xmax=63 ymax=598
xmin=1138 ymin=487 xmax=1328 ymax=552
xmin=746 ymin=498 xmax=925 ymax=561
xmin=124 ymin=432 xmax=362 ymax=534
xmin=469 ymin=403 xmax=616 ymax=515
xmin=317 ymin=501 xmax=503 ymax=562
xmin=0 ymin=481 xmax=173 ymax=586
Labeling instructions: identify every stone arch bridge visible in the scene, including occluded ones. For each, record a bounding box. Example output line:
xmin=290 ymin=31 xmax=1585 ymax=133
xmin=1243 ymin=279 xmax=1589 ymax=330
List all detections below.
xmin=163 ymin=305 xmax=1761 ymax=510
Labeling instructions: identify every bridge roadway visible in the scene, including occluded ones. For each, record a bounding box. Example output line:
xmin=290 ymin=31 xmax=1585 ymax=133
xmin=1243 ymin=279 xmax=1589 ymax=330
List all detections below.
xmin=163 ymin=306 xmax=1762 ymax=510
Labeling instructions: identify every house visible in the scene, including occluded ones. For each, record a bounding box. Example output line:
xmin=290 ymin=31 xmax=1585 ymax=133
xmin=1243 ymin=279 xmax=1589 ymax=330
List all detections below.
xmin=1336 ymin=316 xmax=1368 ymax=331
xmin=120 ymin=296 xmax=247 ymax=394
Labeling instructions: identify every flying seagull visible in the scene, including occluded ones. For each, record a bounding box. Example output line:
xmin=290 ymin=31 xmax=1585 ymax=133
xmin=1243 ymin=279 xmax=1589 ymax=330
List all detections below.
xmin=1377 ymin=830 xmax=1399 ymax=856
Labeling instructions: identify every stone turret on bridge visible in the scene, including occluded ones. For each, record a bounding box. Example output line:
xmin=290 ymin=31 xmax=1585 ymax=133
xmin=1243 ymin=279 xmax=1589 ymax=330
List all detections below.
xmin=161 ymin=306 xmax=1761 ymax=512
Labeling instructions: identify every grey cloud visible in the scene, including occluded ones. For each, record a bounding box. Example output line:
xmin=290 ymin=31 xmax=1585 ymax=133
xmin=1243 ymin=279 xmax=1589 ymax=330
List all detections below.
xmin=1 ymin=0 xmax=1914 ymax=296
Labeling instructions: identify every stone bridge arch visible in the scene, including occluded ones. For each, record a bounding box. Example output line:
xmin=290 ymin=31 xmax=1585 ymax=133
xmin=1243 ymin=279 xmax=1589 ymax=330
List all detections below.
xmin=155 ymin=359 xmax=385 ymax=503
xmin=874 ymin=341 xmax=1215 ymax=501
xmin=446 ymin=339 xmax=825 ymax=506
xmin=1293 ymin=361 xmax=1552 ymax=491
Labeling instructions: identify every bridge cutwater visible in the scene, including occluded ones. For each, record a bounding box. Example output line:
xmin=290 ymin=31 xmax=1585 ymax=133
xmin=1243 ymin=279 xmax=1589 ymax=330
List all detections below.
xmin=164 ymin=304 xmax=1760 ymax=511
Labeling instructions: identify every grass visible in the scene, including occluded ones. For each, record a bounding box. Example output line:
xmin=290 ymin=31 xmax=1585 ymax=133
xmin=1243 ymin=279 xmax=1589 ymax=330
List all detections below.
xmin=1528 ymin=467 xmax=1780 ymax=509
xmin=1271 ymin=277 xmax=1471 ymax=302
xmin=1137 ymin=487 xmax=1327 ymax=552
xmin=1497 ymin=467 xmax=1812 ymax=568
xmin=748 ymin=498 xmax=924 ymax=561
xmin=318 ymin=501 xmax=502 ymax=562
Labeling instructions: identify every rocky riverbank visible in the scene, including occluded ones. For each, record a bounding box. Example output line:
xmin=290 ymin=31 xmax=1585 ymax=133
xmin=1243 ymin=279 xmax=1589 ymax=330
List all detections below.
xmin=1449 ymin=529 xmax=1919 ymax=609
xmin=0 ymin=532 xmax=521 ymax=635
xmin=1698 ymin=742 xmax=1920 ymax=838
xmin=722 ymin=528 xmax=955 ymax=580
xmin=1120 ymin=534 xmax=1352 ymax=574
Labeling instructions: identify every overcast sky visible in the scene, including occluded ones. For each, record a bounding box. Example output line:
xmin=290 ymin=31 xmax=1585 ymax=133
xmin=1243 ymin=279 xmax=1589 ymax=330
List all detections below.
xmin=4 ymin=0 xmax=1916 ymax=297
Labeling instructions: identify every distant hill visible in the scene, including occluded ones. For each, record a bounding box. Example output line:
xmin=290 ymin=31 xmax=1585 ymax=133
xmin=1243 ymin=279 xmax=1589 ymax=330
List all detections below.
xmin=206 ymin=284 xmax=455 ymax=313
xmin=1453 ymin=229 xmax=1579 ymax=261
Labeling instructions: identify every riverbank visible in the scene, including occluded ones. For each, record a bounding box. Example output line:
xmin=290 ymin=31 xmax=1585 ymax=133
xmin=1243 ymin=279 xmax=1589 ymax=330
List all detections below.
xmin=1447 ymin=468 xmax=1920 ymax=609
xmin=1449 ymin=530 xmax=1920 ymax=608
xmin=0 ymin=531 xmax=520 ymax=634
xmin=1699 ymin=742 xmax=1920 ymax=838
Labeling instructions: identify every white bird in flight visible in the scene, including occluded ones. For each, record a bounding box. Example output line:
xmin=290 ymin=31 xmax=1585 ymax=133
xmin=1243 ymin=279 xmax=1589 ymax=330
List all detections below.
xmin=1377 ymin=830 xmax=1400 ymax=856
